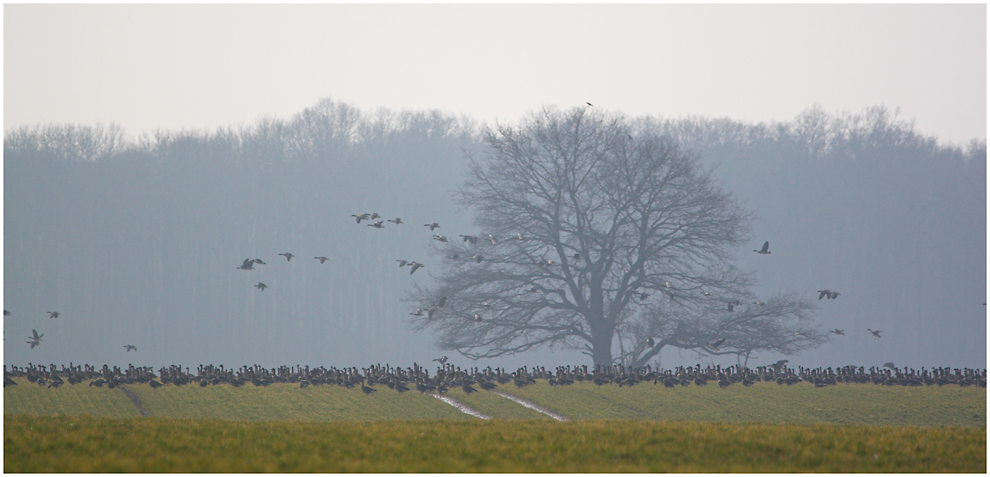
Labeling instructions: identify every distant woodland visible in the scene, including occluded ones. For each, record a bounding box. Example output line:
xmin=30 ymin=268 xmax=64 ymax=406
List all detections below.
xmin=4 ymin=99 xmax=985 ymax=368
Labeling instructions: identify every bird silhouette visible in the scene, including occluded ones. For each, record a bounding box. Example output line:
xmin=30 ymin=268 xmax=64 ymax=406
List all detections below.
xmin=433 ymin=356 xmax=448 ymax=364
xmin=29 ymin=329 xmax=43 ymax=341
xmin=459 ymin=235 xmax=478 ymax=244
xmin=315 ymin=256 xmax=329 ymax=264
xmin=255 ymin=282 xmax=268 ymax=291
xmin=437 ymin=296 xmax=447 ymax=308
xmin=3 ymin=310 xmax=9 ymax=316
xmin=867 ymin=329 xmax=883 ymax=339
xmin=647 ymin=337 xmax=655 ymax=347
xmin=424 ymin=222 xmax=440 ymax=231
xmin=883 ymin=362 xmax=896 ymax=370
xmin=368 ymin=221 xmax=385 ymax=229
xmin=352 ymin=213 xmax=371 ymax=223
xmin=47 ymin=311 xmax=59 ymax=319
xmin=253 ymin=259 xmax=266 ymax=265
xmin=409 ymin=262 xmax=425 ymax=275
xmin=237 ymin=258 xmax=255 ymax=270
xmin=817 ymin=289 xmax=831 ymax=300
xmin=829 ymin=329 xmax=845 ymax=335
xmin=396 ymin=259 xmax=409 ymax=268
xmin=387 ymin=217 xmax=403 ymax=224
xmin=754 ymin=241 xmax=771 ymax=254
xmin=586 ymin=102 xmax=593 ymax=107
xmin=124 ymin=345 xmax=137 ymax=352
xmin=432 ymin=234 xmax=448 ymax=242
xmin=279 ymin=253 xmax=295 ymax=261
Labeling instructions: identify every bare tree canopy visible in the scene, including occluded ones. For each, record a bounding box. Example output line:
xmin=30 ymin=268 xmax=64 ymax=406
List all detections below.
xmin=410 ymin=106 xmax=821 ymax=365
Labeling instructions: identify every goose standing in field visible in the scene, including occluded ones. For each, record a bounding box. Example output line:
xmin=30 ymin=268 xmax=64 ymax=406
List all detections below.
xmin=124 ymin=345 xmax=137 ymax=352
xmin=361 ymin=385 xmax=377 ymax=395
xmin=279 ymin=252 xmax=295 ymax=261
xmin=47 ymin=311 xmax=60 ymax=319
xmin=237 ymin=258 xmax=255 ymax=270
xmin=368 ymin=221 xmax=385 ymax=229
xmin=315 ymin=256 xmax=330 ymax=264
xmin=754 ymin=241 xmax=771 ymax=255
xmin=867 ymin=329 xmax=882 ymax=339
xmin=387 ymin=217 xmax=403 ymax=225
xmin=424 ymin=222 xmax=440 ymax=231
xmin=255 ymin=282 xmax=268 ymax=291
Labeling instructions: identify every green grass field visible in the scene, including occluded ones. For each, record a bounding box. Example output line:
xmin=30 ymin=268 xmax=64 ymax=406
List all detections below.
xmin=4 ymin=415 xmax=984 ymax=472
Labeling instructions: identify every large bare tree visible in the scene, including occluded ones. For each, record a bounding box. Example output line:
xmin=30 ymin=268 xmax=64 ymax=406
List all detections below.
xmin=408 ymin=107 xmax=820 ymax=366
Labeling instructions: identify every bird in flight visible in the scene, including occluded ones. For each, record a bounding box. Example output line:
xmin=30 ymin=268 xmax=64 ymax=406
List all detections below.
xmin=754 ymin=241 xmax=771 ymax=254
xmin=867 ymin=329 xmax=882 ymax=339
xmin=829 ymin=329 xmax=845 ymax=335
xmin=255 ymin=282 xmax=268 ymax=291
xmin=124 ymin=345 xmax=137 ymax=352
xmin=710 ymin=338 xmax=727 ymax=351
xmin=409 ymin=262 xmax=425 ymax=275
xmin=237 ymin=258 xmax=255 ymax=270
xmin=432 ymin=235 xmax=448 ymax=243
xmin=352 ymin=213 xmax=370 ymax=223
xmin=253 ymin=259 xmax=266 ymax=265
xmin=818 ymin=290 xmax=841 ymax=300
xmin=586 ymin=102 xmax=593 ymax=107
xmin=883 ymin=362 xmax=896 ymax=370
xmin=396 ymin=259 xmax=409 ymax=268
xmin=315 ymin=256 xmax=330 ymax=264
xmin=459 ymin=235 xmax=478 ymax=244
xmin=279 ymin=253 xmax=295 ymax=261
xmin=387 ymin=217 xmax=403 ymax=225
xmin=368 ymin=221 xmax=385 ymax=229
xmin=433 ymin=356 xmax=448 ymax=364
xmin=47 ymin=311 xmax=60 ymax=319
xmin=424 ymin=222 xmax=441 ymax=231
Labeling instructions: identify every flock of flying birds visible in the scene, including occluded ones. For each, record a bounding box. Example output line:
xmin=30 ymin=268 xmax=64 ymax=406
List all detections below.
xmin=6 ymin=309 xmax=138 ymax=352
xmin=7 ymin=215 xmax=880 ymax=358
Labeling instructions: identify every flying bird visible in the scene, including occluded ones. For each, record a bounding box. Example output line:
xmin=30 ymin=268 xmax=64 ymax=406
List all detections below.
xmin=315 ymin=256 xmax=330 ymax=264
xmin=29 ymin=329 xmax=43 ymax=341
xmin=279 ymin=252 xmax=295 ymax=261
xmin=352 ymin=213 xmax=370 ymax=223
xmin=27 ymin=339 xmax=40 ymax=349
xmin=829 ymin=291 xmax=840 ymax=300
xmin=47 ymin=311 xmax=60 ymax=319
xmin=586 ymin=102 xmax=593 ymax=107
xmin=237 ymin=258 xmax=255 ymax=270
xmin=487 ymin=234 xmax=497 ymax=245
xmin=472 ymin=314 xmax=483 ymax=322
xmin=817 ymin=289 xmax=832 ymax=300
xmin=368 ymin=221 xmax=385 ymax=229
xmin=255 ymin=282 xmax=268 ymax=291
xmin=432 ymin=234 xmax=448 ymax=243
xmin=409 ymin=262 xmax=425 ymax=275
xmin=867 ymin=329 xmax=882 ymax=339
xmin=424 ymin=222 xmax=440 ymax=231
xmin=396 ymin=259 xmax=409 ymax=268
xmin=387 ymin=217 xmax=403 ymax=225
xmin=710 ymin=338 xmax=727 ymax=351
xmin=829 ymin=329 xmax=845 ymax=335
xmin=459 ymin=235 xmax=478 ymax=244
xmin=754 ymin=241 xmax=771 ymax=255
xmin=433 ymin=356 xmax=448 ymax=364
xmin=124 ymin=345 xmax=137 ymax=352
xmin=369 ymin=212 xmax=381 ymax=220
xmin=883 ymin=362 xmax=896 ymax=370
xmin=516 ymin=233 xmax=525 ymax=240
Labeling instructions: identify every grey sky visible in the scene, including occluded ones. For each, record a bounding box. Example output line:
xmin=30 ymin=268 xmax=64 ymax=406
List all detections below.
xmin=4 ymin=4 xmax=986 ymax=145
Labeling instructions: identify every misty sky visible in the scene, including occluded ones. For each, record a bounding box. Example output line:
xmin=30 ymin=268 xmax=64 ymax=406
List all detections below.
xmin=4 ymin=3 xmax=986 ymax=145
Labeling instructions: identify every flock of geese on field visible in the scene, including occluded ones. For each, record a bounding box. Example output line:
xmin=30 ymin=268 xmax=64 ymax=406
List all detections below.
xmin=4 ymin=361 xmax=985 ymax=392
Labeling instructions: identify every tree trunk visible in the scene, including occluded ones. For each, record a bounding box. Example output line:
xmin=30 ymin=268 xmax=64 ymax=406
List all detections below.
xmin=589 ymin=326 xmax=614 ymax=367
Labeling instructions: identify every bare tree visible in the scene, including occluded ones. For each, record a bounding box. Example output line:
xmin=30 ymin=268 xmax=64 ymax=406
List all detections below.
xmin=620 ymin=291 xmax=824 ymax=368
xmin=408 ymin=106 xmax=818 ymax=366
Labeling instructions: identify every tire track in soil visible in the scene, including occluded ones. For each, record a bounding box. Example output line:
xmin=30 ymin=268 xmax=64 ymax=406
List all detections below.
xmin=119 ymin=386 xmax=149 ymax=416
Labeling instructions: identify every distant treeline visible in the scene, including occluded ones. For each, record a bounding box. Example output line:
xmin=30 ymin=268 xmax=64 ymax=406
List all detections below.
xmin=4 ymin=99 xmax=985 ymax=368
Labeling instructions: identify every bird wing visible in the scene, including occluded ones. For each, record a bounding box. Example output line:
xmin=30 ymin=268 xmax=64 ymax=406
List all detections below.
xmin=761 ymin=241 xmax=769 ymax=252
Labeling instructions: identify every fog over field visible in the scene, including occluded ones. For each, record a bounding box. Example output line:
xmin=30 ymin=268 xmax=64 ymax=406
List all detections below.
xmin=3 ymin=4 xmax=985 ymax=372
xmin=4 ymin=100 xmax=985 ymax=371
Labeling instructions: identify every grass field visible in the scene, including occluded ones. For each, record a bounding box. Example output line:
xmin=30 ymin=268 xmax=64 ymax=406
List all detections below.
xmin=495 ymin=380 xmax=987 ymax=426
xmin=4 ymin=414 xmax=984 ymax=472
